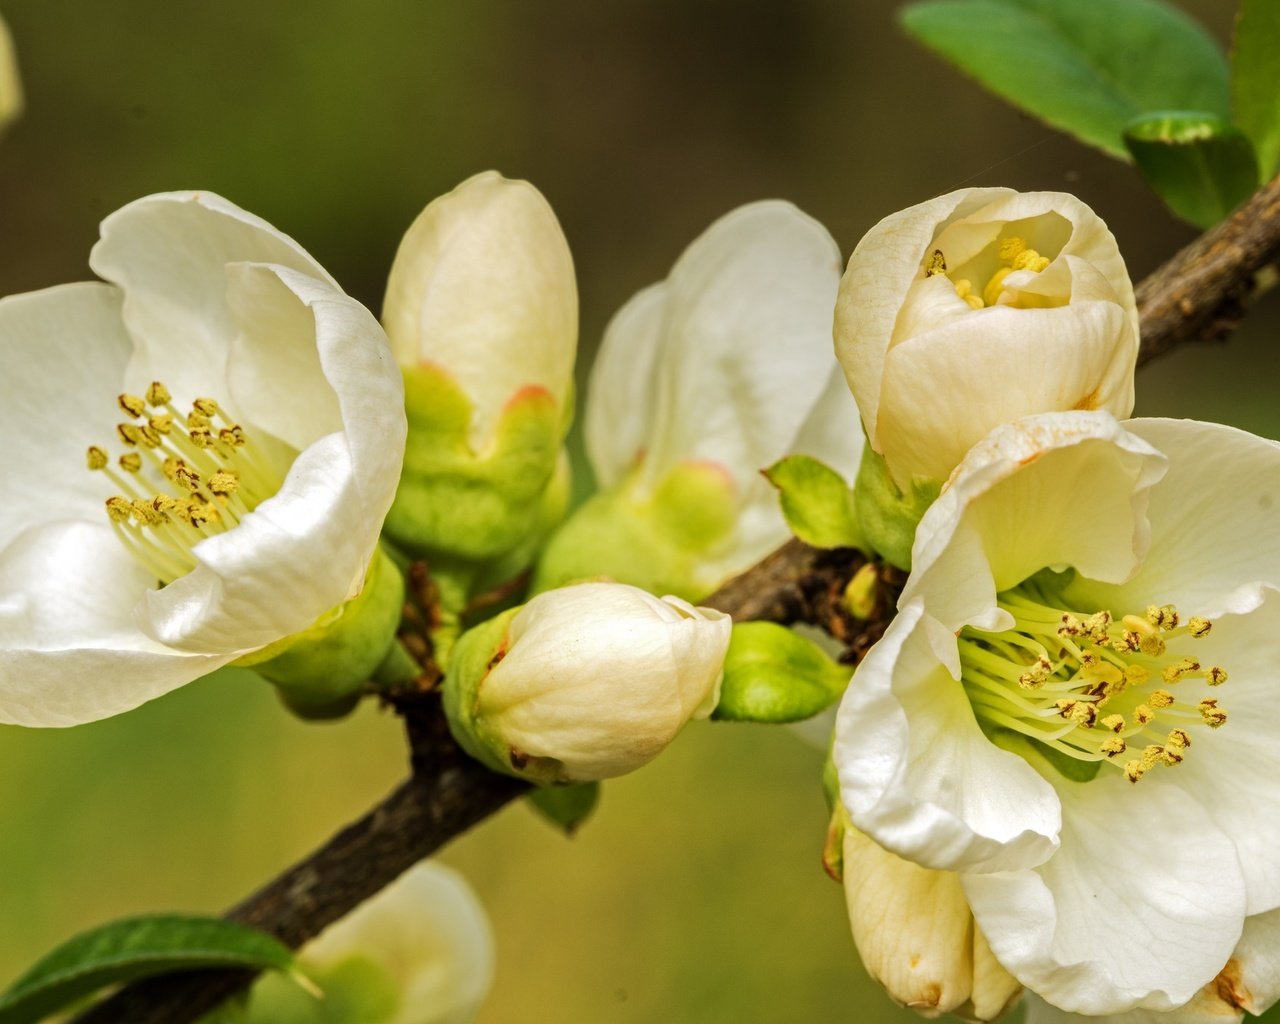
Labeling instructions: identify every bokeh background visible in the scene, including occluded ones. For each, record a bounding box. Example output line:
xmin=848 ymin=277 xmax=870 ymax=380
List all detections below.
xmin=0 ymin=1 xmax=1275 ymax=1021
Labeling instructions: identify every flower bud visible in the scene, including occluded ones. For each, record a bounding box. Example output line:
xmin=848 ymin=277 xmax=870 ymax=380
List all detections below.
xmin=834 ymin=188 xmax=1138 ymax=491
xmin=382 ymin=171 xmax=577 ymax=582
xmin=238 ymin=862 xmax=494 ymax=1024
xmin=0 ymin=14 xmax=21 ymax=133
xmin=842 ymin=826 xmax=1021 ymax=1022
xmin=444 ymin=582 xmax=731 ymax=784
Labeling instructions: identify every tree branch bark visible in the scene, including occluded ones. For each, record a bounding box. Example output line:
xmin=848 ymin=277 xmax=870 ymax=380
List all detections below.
xmin=74 ymin=173 xmax=1280 ymax=1024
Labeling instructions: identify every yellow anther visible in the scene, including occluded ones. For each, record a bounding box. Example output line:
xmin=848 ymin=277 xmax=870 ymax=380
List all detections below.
xmin=1100 ymin=736 xmax=1127 ymax=758
xmin=116 ymin=423 xmax=142 ymax=447
xmin=1124 ymin=664 xmax=1150 ymax=686
xmin=1146 ymin=605 xmax=1180 ymax=630
xmin=1083 ymin=611 xmax=1112 ymax=643
xmin=105 ymin=496 xmax=132 ymax=522
xmin=1198 ymin=699 xmax=1227 ymax=728
xmin=1167 ymin=729 xmax=1191 ymax=749
xmin=1148 ymin=689 xmax=1175 ymax=709
xmin=162 ymin=457 xmax=184 ymax=483
xmin=131 ymin=499 xmax=164 ymax=526
xmin=1101 ymin=714 xmax=1125 ymax=733
xmin=148 ymin=413 xmax=173 ymax=434
xmin=86 ymin=446 xmax=109 ymax=471
xmin=186 ymin=502 xmax=219 ymax=527
xmin=146 ymin=381 xmax=172 ymax=406
xmin=118 ymin=393 xmax=146 ymax=418
xmin=1139 ymin=633 xmax=1167 ymax=657
xmin=1018 ymin=657 xmax=1051 ymax=689
xmin=1141 ymin=745 xmax=1165 ymax=769
xmin=1058 ymin=614 xmax=1083 ymax=638
xmin=1057 ymin=699 xmax=1096 ymax=726
xmin=192 ymin=398 xmax=219 ymax=417
xmin=1011 ymin=250 xmax=1050 ymax=272
xmin=1162 ymin=656 xmax=1200 ymax=683
xmin=152 ymin=495 xmax=178 ymax=514
xmin=219 ymin=425 xmax=246 ymax=448
xmin=1124 ymin=760 xmax=1146 ymax=783
xmin=951 ymin=278 xmax=984 ymax=310
xmin=174 ymin=465 xmax=202 ymax=493
xmin=207 ymin=471 xmax=239 ymax=496
xmin=118 ymin=453 xmax=142 ymax=474
xmin=998 ymin=237 xmax=1027 ymax=262
xmin=983 ymin=266 xmax=1014 ymax=307
xmin=1206 ymin=666 xmax=1228 ymax=686
xmin=1161 ymin=745 xmax=1184 ymax=766
xmin=190 ymin=429 xmax=215 ymax=449
xmin=1086 ymin=662 xmax=1122 ymax=687
xmin=1188 ymin=617 xmax=1212 ymax=638
xmin=137 ymin=425 xmax=161 ymax=448
xmin=187 ymin=411 xmax=211 ymax=430
xmin=1114 ymin=631 xmax=1141 ymax=653
xmin=925 ymin=249 xmax=947 ymax=277
xmin=1134 ymin=704 xmax=1155 ymax=726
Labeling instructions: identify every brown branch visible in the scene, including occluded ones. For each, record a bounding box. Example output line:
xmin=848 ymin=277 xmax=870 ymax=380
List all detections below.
xmin=1136 ymin=173 xmax=1280 ymax=366
xmin=74 ymin=173 xmax=1280 ymax=1024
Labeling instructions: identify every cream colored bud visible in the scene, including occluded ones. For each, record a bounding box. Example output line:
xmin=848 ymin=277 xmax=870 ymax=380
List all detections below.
xmin=834 ymin=188 xmax=1138 ymax=489
xmin=0 ymin=15 xmax=21 ymax=134
xmin=445 ymin=582 xmax=731 ymax=784
xmin=842 ymin=827 xmax=1021 ymax=1022
xmin=382 ymin=171 xmax=577 ymax=449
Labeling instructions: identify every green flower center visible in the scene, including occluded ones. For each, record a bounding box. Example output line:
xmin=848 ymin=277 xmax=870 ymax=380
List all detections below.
xmin=959 ymin=575 xmax=1227 ymax=784
xmin=86 ymin=381 xmax=281 ymax=584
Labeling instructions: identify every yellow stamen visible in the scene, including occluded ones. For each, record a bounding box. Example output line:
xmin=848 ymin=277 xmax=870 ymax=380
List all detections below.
xmin=118 ymin=394 xmax=146 ymax=418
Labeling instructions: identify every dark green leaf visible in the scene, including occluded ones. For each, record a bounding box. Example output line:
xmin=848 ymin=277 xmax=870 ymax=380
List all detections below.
xmin=713 ymin=622 xmax=852 ymax=724
xmin=1233 ymin=0 xmax=1280 ymax=178
xmin=527 ymin=782 xmax=600 ymax=836
xmin=764 ymin=455 xmax=863 ymax=550
xmin=1125 ymin=111 xmax=1260 ymax=228
xmin=0 ymin=915 xmax=296 ymax=1024
xmin=901 ymin=0 xmax=1229 ymax=159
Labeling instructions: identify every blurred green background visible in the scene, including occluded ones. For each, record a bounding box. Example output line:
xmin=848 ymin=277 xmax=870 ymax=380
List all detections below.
xmin=0 ymin=1 xmax=1275 ymax=1021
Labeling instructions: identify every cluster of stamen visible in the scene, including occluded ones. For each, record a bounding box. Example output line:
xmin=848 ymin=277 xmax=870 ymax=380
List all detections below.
xmin=87 ymin=382 xmax=277 ymax=584
xmin=959 ymin=583 xmax=1228 ymax=784
xmin=925 ymin=236 xmax=1052 ymax=311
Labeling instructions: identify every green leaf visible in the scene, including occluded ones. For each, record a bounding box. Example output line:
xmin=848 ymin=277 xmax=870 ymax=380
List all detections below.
xmin=901 ymin=0 xmax=1230 ymax=159
xmin=526 ymin=782 xmax=601 ymax=836
xmin=764 ymin=455 xmax=864 ymax=550
xmin=712 ymin=622 xmax=852 ymax=724
xmin=0 ymin=915 xmax=297 ymax=1024
xmin=1124 ymin=111 xmax=1260 ymax=228
xmin=1233 ymin=0 xmax=1280 ymax=179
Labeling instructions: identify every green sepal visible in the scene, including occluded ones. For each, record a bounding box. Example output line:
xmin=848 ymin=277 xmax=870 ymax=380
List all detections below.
xmin=531 ymin=460 xmax=739 ymax=603
xmin=712 ymin=622 xmax=852 ymax=724
xmin=239 ymin=546 xmax=406 ymax=720
xmin=385 ymin=365 xmax=568 ymax=577
xmin=1124 ymin=111 xmax=1261 ymax=228
xmin=900 ymin=0 xmax=1230 ymax=160
xmin=1232 ymin=0 xmax=1280 ymax=179
xmin=764 ymin=455 xmax=865 ymax=551
xmin=0 ymin=915 xmax=298 ymax=1024
xmin=526 ymin=782 xmax=601 ymax=836
xmin=852 ymin=446 xmax=940 ymax=572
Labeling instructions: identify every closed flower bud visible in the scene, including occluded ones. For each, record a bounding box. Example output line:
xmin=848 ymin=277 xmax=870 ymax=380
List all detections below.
xmin=834 ymin=188 xmax=1138 ymax=492
xmin=444 ymin=582 xmax=731 ymax=784
xmin=0 ymin=14 xmax=20 ymax=133
xmin=842 ymin=826 xmax=1021 ymax=1022
xmin=382 ymin=171 xmax=577 ymax=579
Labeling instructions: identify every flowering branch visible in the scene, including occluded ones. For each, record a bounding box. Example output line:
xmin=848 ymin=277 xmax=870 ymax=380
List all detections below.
xmin=72 ymin=173 xmax=1280 ymax=1024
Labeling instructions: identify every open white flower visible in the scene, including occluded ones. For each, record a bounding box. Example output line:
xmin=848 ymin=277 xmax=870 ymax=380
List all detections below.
xmin=445 ymin=581 xmax=731 ymax=784
xmin=240 ymin=862 xmax=494 ymax=1024
xmin=536 ymin=200 xmax=861 ymax=599
xmin=0 ymin=191 xmax=405 ymax=726
xmin=834 ymin=189 xmax=1138 ymax=489
xmin=835 ymin=412 xmax=1280 ymax=1016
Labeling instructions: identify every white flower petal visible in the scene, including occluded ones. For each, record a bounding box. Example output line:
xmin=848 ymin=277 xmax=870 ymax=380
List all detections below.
xmin=139 ymin=265 xmax=404 ymax=655
xmin=835 ymin=601 xmax=1061 ymax=873
xmin=1023 ymin=990 xmax=1242 ymax=1024
xmin=834 ymin=187 xmax=1012 ymax=449
xmin=964 ymin=776 xmax=1247 ymax=1015
xmin=641 ymin=200 xmax=844 ymax=495
xmin=0 ymin=282 xmax=134 ymax=549
xmin=1229 ymin=907 xmax=1280 ymax=1015
xmin=584 ymin=282 xmax=667 ymax=488
xmin=303 ymin=862 xmax=494 ymax=1024
xmin=89 ymin=191 xmax=332 ymax=407
xmin=877 ymin=301 xmax=1130 ymax=484
xmin=0 ymin=522 xmax=229 ymax=726
xmin=1069 ymin=419 xmax=1280 ymax=617
xmin=381 ymin=171 xmax=577 ymax=448
xmin=903 ymin=412 xmax=1167 ymax=639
